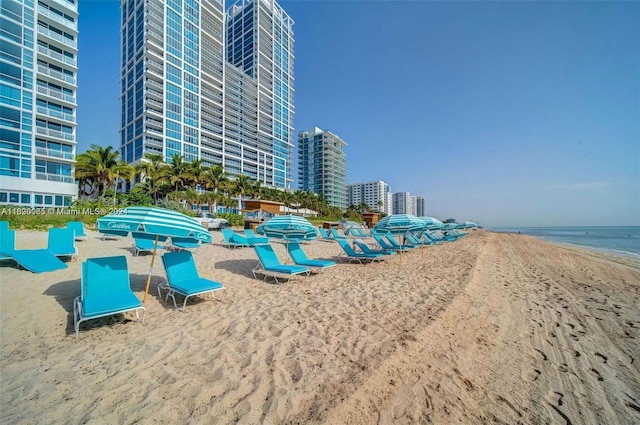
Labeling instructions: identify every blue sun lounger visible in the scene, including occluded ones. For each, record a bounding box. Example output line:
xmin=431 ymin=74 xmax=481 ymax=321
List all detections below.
xmin=335 ymin=239 xmax=383 ymax=264
xmin=159 ymin=251 xmax=226 ymax=311
xmin=286 ymin=242 xmax=336 ymax=272
xmin=252 ymin=243 xmax=310 ymax=283
xmin=0 ymin=229 xmax=68 ymax=273
xmin=244 ymin=229 xmax=269 ymax=245
xmin=48 ymin=228 xmax=78 ymax=261
xmin=221 ymin=228 xmax=251 ymax=248
xmin=74 ymin=255 xmax=145 ymax=338
xmin=168 ymin=237 xmax=201 ymax=252
xmin=66 ymin=221 xmax=88 ymax=241
xmin=353 ymin=239 xmax=397 ymax=256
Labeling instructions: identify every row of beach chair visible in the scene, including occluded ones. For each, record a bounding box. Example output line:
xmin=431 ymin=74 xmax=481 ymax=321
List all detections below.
xmin=74 ymin=250 xmax=226 ymax=337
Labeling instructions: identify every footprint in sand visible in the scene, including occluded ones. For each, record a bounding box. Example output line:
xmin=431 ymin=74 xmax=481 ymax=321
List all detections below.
xmin=555 ymin=363 xmax=569 ymax=373
xmin=590 ymin=368 xmax=604 ymax=382
xmin=522 ymin=369 xmax=541 ymax=381
xmin=545 ymin=391 xmax=564 ymax=407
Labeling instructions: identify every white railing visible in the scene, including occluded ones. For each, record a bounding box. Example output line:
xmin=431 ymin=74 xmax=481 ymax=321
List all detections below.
xmin=35 ymin=126 xmax=74 ymax=141
xmin=39 ymin=8 xmax=77 ymax=30
xmin=36 ymin=172 xmax=74 ymax=183
xmin=36 ymin=106 xmax=75 ymax=122
xmin=37 ymin=26 xmax=77 ymax=49
xmin=36 ymin=85 xmax=76 ymax=103
xmin=37 ymin=65 xmax=76 ymax=85
xmin=37 ymin=45 xmax=76 ymax=67
xmin=50 ymin=0 xmax=78 ymax=14
xmin=35 ymin=147 xmax=74 ymax=160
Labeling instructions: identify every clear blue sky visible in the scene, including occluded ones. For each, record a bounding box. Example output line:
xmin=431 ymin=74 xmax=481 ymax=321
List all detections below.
xmin=76 ymin=0 xmax=640 ymax=227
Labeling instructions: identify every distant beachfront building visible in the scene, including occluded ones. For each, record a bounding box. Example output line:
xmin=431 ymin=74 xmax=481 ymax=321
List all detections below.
xmin=416 ymin=196 xmax=426 ymax=216
xmin=392 ymin=192 xmax=410 ymax=214
xmin=0 ymin=0 xmax=78 ymax=207
xmin=393 ymin=192 xmax=426 ymax=216
xmin=298 ymin=126 xmax=348 ymax=210
xmin=347 ymin=180 xmax=392 ymax=215
xmin=119 ymin=0 xmax=295 ymax=188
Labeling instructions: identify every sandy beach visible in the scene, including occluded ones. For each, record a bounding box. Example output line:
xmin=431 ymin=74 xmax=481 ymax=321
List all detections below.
xmin=1 ymin=229 xmax=639 ymax=424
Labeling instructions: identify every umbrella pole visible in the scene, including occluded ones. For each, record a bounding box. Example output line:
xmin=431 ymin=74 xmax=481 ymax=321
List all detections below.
xmin=142 ymin=235 xmax=160 ymax=303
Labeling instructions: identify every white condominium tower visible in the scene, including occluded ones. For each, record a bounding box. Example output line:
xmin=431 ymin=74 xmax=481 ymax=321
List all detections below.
xmin=120 ymin=0 xmax=295 ymax=188
xmin=298 ymin=126 xmax=348 ymax=210
xmin=0 ymin=0 xmax=78 ymax=207
xmin=347 ymin=180 xmax=392 ymax=215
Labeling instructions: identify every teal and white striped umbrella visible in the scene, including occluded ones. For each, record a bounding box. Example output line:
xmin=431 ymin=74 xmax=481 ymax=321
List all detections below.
xmin=97 ymin=207 xmax=211 ymax=302
xmin=372 ymin=214 xmax=426 ymax=235
xmin=97 ymin=206 xmax=212 ymax=243
xmin=462 ymin=221 xmax=478 ymax=228
xmin=255 ymin=215 xmax=318 ymax=241
xmin=419 ymin=216 xmax=445 ymax=230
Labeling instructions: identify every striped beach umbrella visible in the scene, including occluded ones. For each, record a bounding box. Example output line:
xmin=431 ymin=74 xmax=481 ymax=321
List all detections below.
xmin=372 ymin=214 xmax=426 ymax=235
xmin=97 ymin=207 xmax=211 ymax=302
xmin=255 ymin=215 xmax=318 ymax=241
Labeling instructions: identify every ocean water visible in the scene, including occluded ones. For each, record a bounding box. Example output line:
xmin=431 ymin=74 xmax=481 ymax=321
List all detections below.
xmin=492 ymin=226 xmax=640 ymax=259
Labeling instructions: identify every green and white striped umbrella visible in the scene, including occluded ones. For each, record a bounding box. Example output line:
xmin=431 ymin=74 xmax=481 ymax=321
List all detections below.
xmin=97 ymin=207 xmax=211 ymax=302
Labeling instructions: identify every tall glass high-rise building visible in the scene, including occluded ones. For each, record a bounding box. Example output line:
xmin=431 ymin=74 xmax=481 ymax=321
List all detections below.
xmin=1 ymin=0 xmax=78 ymax=207
xmin=119 ymin=0 xmax=295 ymax=188
xmin=298 ymin=126 xmax=348 ymax=210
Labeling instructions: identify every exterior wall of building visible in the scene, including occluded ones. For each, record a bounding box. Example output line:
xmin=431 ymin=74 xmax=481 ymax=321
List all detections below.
xmin=120 ymin=0 xmax=294 ymax=189
xmin=416 ymin=196 xmax=426 ymax=216
xmin=347 ymin=180 xmax=391 ymax=215
xmin=1 ymin=0 xmax=78 ymax=207
xmin=298 ymin=126 xmax=348 ymax=210
xmin=392 ymin=192 xmax=410 ymax=214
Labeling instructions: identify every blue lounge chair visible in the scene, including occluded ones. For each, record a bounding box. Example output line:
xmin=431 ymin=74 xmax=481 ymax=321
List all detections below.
xmin=73 ymin=256 xmax=145 ymax=338
xmin=286 ymin=242 xmax=336 ymax=272
xmin=0 ymin=221 xmax=9 ymax=233
xmin=404 ymin=232 xmax=427 ymax=247
xmin=221 ymin=228 xmax=251 ymax=248
xmin=252 ymin=243 xmax=310 ymax=283
xmin=132 ymin=237 xmax=159 ymax=256
xmin=101 ymin=230 xmax=126 ymax=240
xmin=0 ymin=228 xmax=15 ymax=260
xmin=159 ymin=251 xmax=226 ymax=311
xmin=244 ymin=229 xmax=269 ymax=245
xmin=318 ymin=228 xmax=335 ymax=241
xmin=384 ymin=234 xmax=416 ymax=250
xmin=372 ymin=234 xmax=407 ymax=252
xmin=353 ymin=239 xmax=396 ymax=256
xmin=66 ymin=221 xmax=88 ymax=241
xmin=168 ymin=237 xmax=201 ymax=251
xmin=1 ymin=229 xmax=68 ymax=273
xmin=48 ymin=228 xmax=78 ymax=261
xmin=335 ymin=239 xmax=383 ymax=264
xmin=330 ymin=228 xmax=348 ymax=240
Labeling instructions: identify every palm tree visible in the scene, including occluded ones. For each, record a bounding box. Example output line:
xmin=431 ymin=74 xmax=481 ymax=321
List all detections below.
xmin=203 ymin=164 xmax=229 ymax=214
xmin=166 ymin=154 xmax=193 ymax=191
xmin=135 ymin=153 xmax=168 ymax=203
xmin=75 ymin=144 xmax=133 ymax=198
xmin=231 ymin=174 xmax=252 ymax=211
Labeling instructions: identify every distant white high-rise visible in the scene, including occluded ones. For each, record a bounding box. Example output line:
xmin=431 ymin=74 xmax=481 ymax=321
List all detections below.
xmin=347 ymin=180 xmax=392 ymax=215
xmin=119 ymin=0 xmax=295 ymax=188
xmin=0 ymin=0 xmax=78 ymax=207
xmin=298 ymin=126 xmax=348 ymax=210
xmin=392 ymin=192 xmax=427 ymax=216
